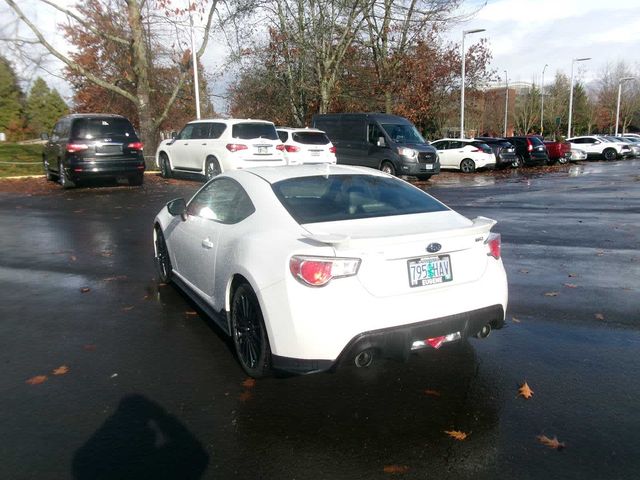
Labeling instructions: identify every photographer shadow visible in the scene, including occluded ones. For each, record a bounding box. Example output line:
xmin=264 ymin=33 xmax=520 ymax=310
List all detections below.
xmin=72 ymin=394 xmax=208 ymax=479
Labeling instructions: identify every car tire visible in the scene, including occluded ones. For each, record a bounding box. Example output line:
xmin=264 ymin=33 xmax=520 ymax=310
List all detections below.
xmin=415 ymin=174 xmax=432 ymax=181
xmin=154 ymin=226 xmax=173 ymax=284
xmin=380 ymin=161 xmax=396 ymax=176
xmin=159 ymin=153 xmax=172 ymax=178
xmin=602 ymin=148 xmax=617 ymax=161
xmin=460 ymin=158 xmax=476 ymax=173
xmin=558 ymin=156 xmax=569 ymax=165
xmin=511 ymin=155 xmax=523 ymax=168
xmin=58 ymin=161 xmax=75 ymax=189
xmin=129 ymin=172 xmax=144 ymax=186
xmin=231 ymin=283 xmax=272 ymax=378
xmin=205 ymin=157 xmax=221 ymax=181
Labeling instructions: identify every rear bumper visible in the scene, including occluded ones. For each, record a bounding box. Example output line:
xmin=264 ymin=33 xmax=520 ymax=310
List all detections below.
xmin=65 ymin=158 xmax=145 ymax=179
xmin=496 ymin=154 xmax=516 ymax=167
xmin=271 ymin=304 xmax=505 ymax=375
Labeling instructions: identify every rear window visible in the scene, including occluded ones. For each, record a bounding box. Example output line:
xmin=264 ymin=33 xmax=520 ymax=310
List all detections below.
xmin=528 ymin=136 xmax=544 ymax=146
xmin=71 ymin=117 xmax=137 ymax=140
xmin=232 ymin=122 xmax=278 ymax=140
xmin=272 ymin=174 xmax=448 ymax=224
xmin=292 ymin=131 xmax=330 ymax=145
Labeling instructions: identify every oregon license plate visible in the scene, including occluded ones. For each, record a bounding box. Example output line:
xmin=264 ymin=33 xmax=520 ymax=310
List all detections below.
xmin=257 ymin=146 xmax=268 ymax=154
xmin=407 ymin=255 xmax=452 ymax=287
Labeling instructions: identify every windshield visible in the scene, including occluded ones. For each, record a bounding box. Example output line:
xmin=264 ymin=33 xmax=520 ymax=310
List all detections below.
xmin=71 ymin=117 xmax=137 ymax=140
xmin=232 ymin=122 xmax=278 ymax=140
xmin=380 ymin=123 xmax=425 ymax=144
xmin=272 ymin=174 xmax=448 ymax=224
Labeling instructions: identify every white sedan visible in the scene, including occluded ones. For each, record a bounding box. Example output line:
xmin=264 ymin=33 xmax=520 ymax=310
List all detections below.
xmin=430 ymin=138 xmax=496 ymax=172
xmin=153 ymin=165 xmax=508 ymax=377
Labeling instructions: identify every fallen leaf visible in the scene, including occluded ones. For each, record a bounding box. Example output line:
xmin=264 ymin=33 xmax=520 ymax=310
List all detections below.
xmin=519 ymin=269 xmax=529 ymax=274
xmin=544 ymin=291 xmax=559 ymax=297
xmin=518 ymin=382 xmax=534 ymax=399
xmin=122 ymin=306 xmax=134 ymax=311
xmin=100 ymin=250 xmax=113 ymax=257
xmin=383 ymin=465 xmax=410 ymax=474
xmin=103 ymin=275 xmax=127 ymax=282
xmin=444 ymin=430 xmax=470 ymax=441
xmin=511 ymin=316 xmax=521 ymax=323
xmin=595 ymin=313 xmax=605 ymax=321
xmin=70 ymin=255 xmax=77 ymax=262
xmin=80 ymin=287 xmax=91 ymax=293
xmin=238 ymin=390 xmax=253 ymax=402
xmin=568 ymin=273 xmax=577 ymax=278
xmin=52 ymin=365 xmax=69 ymax=376
xmin=83 ymin=344 xmax=97 ymax=351
xmin=537 ymin=435 xmax=565 ymax=450
xmin=424 ymin=389 xmax=441 ymax=397
xmin=185 ymin=310 xmax=198 ymax=316
xmin=242 ymin=378 xmax=256 ymax=389
xmin=26 ymin=375 xmax=48 ymax=385
xmin=563 ymin=283 xmax=578 ymax=288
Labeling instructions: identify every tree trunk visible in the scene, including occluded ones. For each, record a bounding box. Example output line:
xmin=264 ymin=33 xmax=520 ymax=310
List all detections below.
xmin=385 ymin=88 xmax=393 ymax=113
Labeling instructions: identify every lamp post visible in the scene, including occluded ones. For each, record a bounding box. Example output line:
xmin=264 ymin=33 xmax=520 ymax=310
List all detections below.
xmin=615 ymin=76 xmax=636 ymax=135
xmin=189 ymin=1 xmax=201 ymax=119
xmin=541 ymin=64 xmax=548 ymax=136
xmin=567 ymin=57 xmax=591 ymax=138
xmin=460 ymin=28 xmax=486 ymax=139
xmin=503 ymin=70 xmax=508 ymax=137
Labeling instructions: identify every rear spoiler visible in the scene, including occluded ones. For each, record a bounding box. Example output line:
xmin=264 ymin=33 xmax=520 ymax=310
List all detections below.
xmin=301 ymin=216 xmax=497 ymax=245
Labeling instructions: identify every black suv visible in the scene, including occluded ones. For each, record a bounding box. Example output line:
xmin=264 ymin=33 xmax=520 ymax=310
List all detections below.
xmin=475 ymin=137 xmax=518 ymax=168
xmin=504 ymin=136 xmax=549 ymax=167
xmin=43 ymin=114 xmax=145 ymax=188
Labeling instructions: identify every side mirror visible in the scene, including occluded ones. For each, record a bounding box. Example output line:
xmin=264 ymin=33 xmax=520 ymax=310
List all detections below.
xmin=40 ymin=133 xmax=49 ymax=141
xmin=593 ymin=140 xmax=600 ymax=145
xmin=171 ymin=131 xmax=177 ymax=139
xmin=376 ymin=136 xmax=386 ymax=147
xmin=167 ymin=198 xmax=187 ymax=220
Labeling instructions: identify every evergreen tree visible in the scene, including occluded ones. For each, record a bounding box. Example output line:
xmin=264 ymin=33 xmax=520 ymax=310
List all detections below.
xmin=0 ymin=56 xmax=25 ymax=141
xmin=25 ymin=77 xmax=69 ymax=135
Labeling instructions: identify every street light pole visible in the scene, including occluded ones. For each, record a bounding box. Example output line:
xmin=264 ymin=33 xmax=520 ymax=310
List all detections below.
xmin=615 ymin=76 xmax=636 ymax=136
xmin=460 ymin=28 xmax=486 ymax=139
xmin=567 ymin=57 xmax=591 ymax=138
xmin=189 ymin=1 xmax=201 ymax=120
xmin=503 ymin=70 xmax=508 ymax=137
xmin=541 ymin=64 xmax=548 ymax=136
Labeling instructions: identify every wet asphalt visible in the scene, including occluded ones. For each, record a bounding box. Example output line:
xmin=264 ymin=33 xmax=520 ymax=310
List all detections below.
xmin=0 ymin=160 xmax=639 ymax=479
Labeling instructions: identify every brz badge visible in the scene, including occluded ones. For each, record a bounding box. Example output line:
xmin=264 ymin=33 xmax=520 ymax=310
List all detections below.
xmin=426 ymin=242 xmax=441 ymax=253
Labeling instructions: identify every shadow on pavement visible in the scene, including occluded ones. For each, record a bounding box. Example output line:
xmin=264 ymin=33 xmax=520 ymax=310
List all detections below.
xmin=72 ymin=394 xmax=208 ymax=479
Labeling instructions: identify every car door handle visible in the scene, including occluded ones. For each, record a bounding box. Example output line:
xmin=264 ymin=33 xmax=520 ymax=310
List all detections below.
xmin=201 ymin=142 xmax=207 ymax=145
xmin=201 ymin=238 xmax=214 ymax=249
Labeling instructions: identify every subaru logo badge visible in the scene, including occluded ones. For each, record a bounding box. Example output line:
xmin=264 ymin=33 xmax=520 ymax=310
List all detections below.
xmin=426 ymin=243 xmax=441 ymax=253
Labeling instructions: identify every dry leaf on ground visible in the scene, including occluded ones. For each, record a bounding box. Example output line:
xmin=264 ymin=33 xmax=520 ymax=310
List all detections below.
xmin=444 ymin=430 xmax=469 ymax=441
xmin=518 ymin=382 xmax=534 ymax=399
xmin=185 ymin=310 xmax=198 ymax=316
xmin=83 ymin=344 xmax=97 ymax=351
xmin=423 ymin=389 xmax=441 ymax=397
xmin=242 ymin=378 xmax=256 ymax=388
xmin=537 ymin=435 xmax=565 ymax=450
xmin=52 ymin=365 xmax=69 ymax=376
xmin=512 ymin=317 xmax=521 ymax=323
xmin=238 ymin=390 xmax=253 ymax=402
xmin=563 ymin=283 xmax=577 ymax=288
xmin=595 ymin=313 xmax=605 ymax=321
xmin=80 ymin=287 xmax=91 ymax=293
xmin=519 ymin=269 xmax=529 ymax=274
xmin=383 ymin=465 xmax=410 ymax=474
xmin=26 ymin=375 xmax=48 ymax=385
xmin=544 ymin=291 xmax=559 ymax=297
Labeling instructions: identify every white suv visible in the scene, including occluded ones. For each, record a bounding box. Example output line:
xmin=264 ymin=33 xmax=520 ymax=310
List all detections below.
xmin=276 ymin=127 xmax=337 ymax=165
xmin=567 ymin=136 xmax=628 ymax=161
xmin=156 ymin=119 xmax=286 ymax=180
xmin=430 ymin=138 xmax=495 ymax=173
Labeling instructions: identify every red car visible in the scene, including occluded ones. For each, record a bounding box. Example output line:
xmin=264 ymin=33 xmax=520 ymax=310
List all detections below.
xmin=543 ymin=139 xmax=571 ymax=164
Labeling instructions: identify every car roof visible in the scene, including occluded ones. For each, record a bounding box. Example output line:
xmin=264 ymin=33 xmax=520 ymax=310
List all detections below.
xmin=65 ymin=113 xmax=127 ymax=119
xmin=228 ymin=164 xmax=387 ymax=185
xmin=276 ymin=127 xmax=325 ymax=133
xmin=187 ymin=118 xmax=274 ymax=125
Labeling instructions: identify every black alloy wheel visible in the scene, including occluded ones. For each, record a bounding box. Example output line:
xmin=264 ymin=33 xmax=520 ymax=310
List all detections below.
xmin=58 ymin=161 xmax=75 ymax=189
xmin=460 ymin=158 xmax=476 ymax=173
xmin=154 ymin=226 xmax=173 ymax=283
xmin=160 ymin=153 xmax=172 ymax=178
xmin=231 ymin=283 xmax=271 ymax=378
xmin=380 ymin=161 xmax=396 ymax=176
xmin=205 ymin=157 xmax=221 ymax=181
xmin=602 ymin=148 xmax=617 ymax=161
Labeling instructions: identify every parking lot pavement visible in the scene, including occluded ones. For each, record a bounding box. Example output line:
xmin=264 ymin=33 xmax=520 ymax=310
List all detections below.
xmin=0 ymin=161 xmax=639 ymax=479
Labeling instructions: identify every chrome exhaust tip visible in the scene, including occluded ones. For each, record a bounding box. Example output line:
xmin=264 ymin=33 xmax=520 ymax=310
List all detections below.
xmin=476 ymin=323 xmax=492 ymax=339
xmin=354 ymin=349 xmax=374 ymax=368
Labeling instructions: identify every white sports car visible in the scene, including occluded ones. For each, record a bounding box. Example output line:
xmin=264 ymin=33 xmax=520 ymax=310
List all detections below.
xmin=153 ymin=165 xmax=508 ymax=377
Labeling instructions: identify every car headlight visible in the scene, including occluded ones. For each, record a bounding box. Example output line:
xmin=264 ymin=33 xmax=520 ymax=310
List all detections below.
xmin=398 ymin=147 xmax=418 ymax=161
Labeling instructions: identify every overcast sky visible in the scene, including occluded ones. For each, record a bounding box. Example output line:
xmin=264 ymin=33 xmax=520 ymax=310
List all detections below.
xmin=6 ymin=0 xmax=640 ymax=111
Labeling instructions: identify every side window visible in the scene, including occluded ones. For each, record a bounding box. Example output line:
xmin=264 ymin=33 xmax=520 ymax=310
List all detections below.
xmin=178 ymin=125 xmax=194 ymax=140
xmin=449 ymin=141 xmax=463 ymax=149
xmin=192 ymin=124 xmax=208 ymax=140
xmin=187 ymin=178 xmax=255 ymax=224
xmin=278 ymin=131 xmax=288 ymax=143
xmin=433 ymin=141 xmax=447 ymax=150
xmin=59 ymin=119 xmax=71 ymax=138
xmin=339 ymin=118 xmax=363 ymax=141
xmin=208 ymin=123 xmax=226 ymax=139
xmin=368 ymin=123 xmax=384 ymax=144
xmin=51 ymin=121 xmax=63 ymax=141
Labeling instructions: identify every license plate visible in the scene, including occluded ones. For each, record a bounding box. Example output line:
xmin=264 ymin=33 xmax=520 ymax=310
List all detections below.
xmin=310 ymin=150 xmax=321 ymax=156
xmin=407 ymin=255 xmax=452 ymax=287
xmin=425 ymin=164 xmax=433 ymax=170
xmin=257 ymin=146 xmax=268 ymax=154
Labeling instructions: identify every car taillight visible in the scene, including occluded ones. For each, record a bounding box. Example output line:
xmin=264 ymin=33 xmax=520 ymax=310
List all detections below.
xmin=289 ymin=255 xmax=360 ymax=287
xmin=276 ymin=144 xmax=286 ymax=151
xmin=127 ymin=142 xmax=144 ymax=151
xmin=329 ymin=146 xmax=336 ymax=154
xmin=486 ymin=233 xmax=501 ymax=259
xmin=66 ymin=143 xmax=89 ymax=153
xmin=285 ymin=145 xmax=300 ymax=153
xmin=226 ymin=143 xmax=248 ymax=152
xmin=527 ymin=140 xmax=533 ymax=152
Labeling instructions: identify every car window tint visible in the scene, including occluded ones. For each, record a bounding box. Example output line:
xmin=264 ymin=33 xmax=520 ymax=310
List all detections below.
xmin=187 ymin=178 xmax=255 ymax=224
xmin=380 ymin=123 xmax=425 ymax=143
xmin=432 ymin=141 xmax=446 ymax=149
xmin=449 ymin=141 xmax=463 ymax=149
xmin=338 ymin=118 xmax=363 ymax=141
xmin=191 ymin=124 xmax=209 ymax=140
xmin=277 ymin=131 xmax=288 ymax=143
xmin=528 ymin=136 xmax=544 ymax=146
xmin=71 ymin=118 xmax=136 ymax=139
xmin=208 ymin=123 xmax=226 ymax=139
xmin=178 ymin=125 xmax=195 ymax=140
xmin=368 ymin=123 xmax=384 ymax=144
xmin=272 ymin=174 xmax=448 ymax=224
xmin=292 ymin=132 xmax=330 ymax=145
xmin=232 ymin=122 xmax=278 ymax=140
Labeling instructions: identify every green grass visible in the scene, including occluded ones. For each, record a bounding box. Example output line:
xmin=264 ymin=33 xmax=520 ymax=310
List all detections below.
xmin=0 ymin=143 xmax=44 ymax=177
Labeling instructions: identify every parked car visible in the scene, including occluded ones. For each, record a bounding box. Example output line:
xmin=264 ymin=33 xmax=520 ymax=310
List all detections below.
xmin=543 ymin=139 xmax=572 ymax=164
xmin=153 ymin=164 xmax=507 ymax=377
xmin=474 ymin=137 xmax=518 ymax=168
xmin=276 ymin=127 xmax=337 ymax=165
xmin=603 ymin=136 xmax=639 ymax=157
xmin=622 ymin=133 xmax=640 ymax=141
xmin=504 ymin=136 xmax=549 ymax=166
xmin=567 ymin=136 xmax=629 ymax=160
xmin=570 ymin=149 xmax=588 ymax=161
xmin=312 ymin=113 xmax=439 ymax=180
xmin=42 ymin=113 xmax=145 ymax=188
xmin=430 ymin=138 xmax=496 ymax=173
xmin=156 ymin=119 xmax=286 ymax=181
